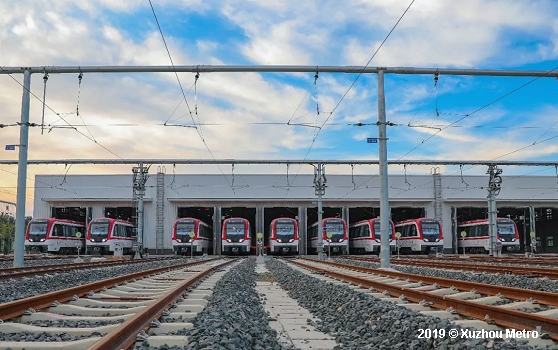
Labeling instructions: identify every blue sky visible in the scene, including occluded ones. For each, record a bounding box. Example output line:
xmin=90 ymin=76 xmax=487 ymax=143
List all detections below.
xmin=1 ymin=0 xmax=558 ymax=212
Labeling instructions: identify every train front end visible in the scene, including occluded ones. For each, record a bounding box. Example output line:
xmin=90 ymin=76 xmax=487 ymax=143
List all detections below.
xmin=25 ymin=219 xmax=49 ymax=253
xmin=172 ymin=219 xmax=200 ymax=254
xmin=86 ymin=219 xmax=112 ymax=255
xmin=323 ymin=219 xmax=348 ymax=255
xmin=420 ymin=219 xmax=443 ymax=253
xmin=222 ymin=218 xmax=251 ymax=254
xmin=270 ymin=218 xmax=299 ymax=254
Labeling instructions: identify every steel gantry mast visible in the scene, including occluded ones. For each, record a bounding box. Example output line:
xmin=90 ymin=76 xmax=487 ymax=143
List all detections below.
xmin=4 ymin=64 xmax=558 ymax=267
xmin=487 ymin=165 xmax=503 ymax=257
xmin=132 ymin=163 xmax=150 ymax=258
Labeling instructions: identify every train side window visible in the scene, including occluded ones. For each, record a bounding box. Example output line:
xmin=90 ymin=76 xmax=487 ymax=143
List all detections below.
xmin=480 ymin=224 xmax=488 ymax=237
xmin=362 ymin=224 xmax=370 ymax=238
xmin=52 ymin=224 xmax=63 ymax=237
xmin=114 ymin=224 xmax=122 ymax=237
xmin=409 ymin=224 xmax=417 ymax=237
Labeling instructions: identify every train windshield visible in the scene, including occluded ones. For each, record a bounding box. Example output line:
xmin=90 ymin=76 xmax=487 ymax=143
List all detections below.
xmin=421 ymin=221 xmax=441 ymax=241
xmin=176 ymin=221 xmax=196 ymax=242
xmin=373 ymin=221 xmax=394 ymax=239
xmin=90 ymin=221 xmax=110 ymax=241
xmin=325 ymin=221 xmax=345 ymax=242
xmin=275 ymin=221 xmax=295 ymax=242
xmin=498 ymin=221 xmax=516 ymax=241
xmin=226 ymin=221 xmax=246 ymax=242
xmin=28 ymin=221 xmax=48 ymax=241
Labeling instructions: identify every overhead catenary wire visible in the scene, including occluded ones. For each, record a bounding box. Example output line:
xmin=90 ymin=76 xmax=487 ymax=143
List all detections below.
xmin=147 ymin=0 xmax=235 ymax=195
xmin=0 ymin=67 xmax=122 ymax=159
xmin=282 ymin=0 xmax=416 ymax=198
xmin=399 ymin=64 xmax=558 ymax=160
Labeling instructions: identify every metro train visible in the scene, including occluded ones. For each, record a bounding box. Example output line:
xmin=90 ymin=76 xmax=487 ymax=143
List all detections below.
xmin=25 ymin=218 xmax=85 ymax=254
xmin=458 ymin=218 xmax=520 ymax=253
xmin=269 ymin=217 xmax=299 ymax=254
xmin=308 ymin=217 xmax=349 ymax=255
xmin=395 ymin=218 xmax=443 ymax=254
xmin=222 ymin=217 xmax=251 ymax=254
xmin=172 ymin=217 xmax=213 ymax=255
xmin=349 ymin=218 xmax=396 ymax=254
xmin=86 ymin=218 xmax=135 ymax=255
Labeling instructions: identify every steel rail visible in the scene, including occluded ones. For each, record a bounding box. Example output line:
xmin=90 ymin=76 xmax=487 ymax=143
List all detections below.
xmin=3 ymin=158 xmax=558 ymax=166
xmin=393 ymin=255 xmax=558 ymax=266
xmin=290 ymin=259 xmax=558 ymax=340
xmin=345 ymin=256 xmax=558 ymax=279
xmin=307 ymin=258 xmax=558 ymax=306
xmin=88 ymin=259 xmax=234 ymax=350
xmin=0 ymin=258 xmax=218 ymax=321
xmin=0 ymin=257 xmax=176 ymax=280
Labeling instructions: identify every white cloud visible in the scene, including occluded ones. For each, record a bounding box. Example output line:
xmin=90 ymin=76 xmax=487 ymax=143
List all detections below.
xmin=1 ymin=0 xmax=558 ymax=213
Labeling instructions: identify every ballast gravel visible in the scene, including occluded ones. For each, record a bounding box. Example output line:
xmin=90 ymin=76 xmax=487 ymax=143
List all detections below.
xmin=24 ymin=319 xmax=125 ymax=327
xmin=336 ymin=258 xmax=558 ymax=293
xmin=0 ymin=258 xmax=183 ymax=303
xmin=265 ymin=258 xmax=554 ymax=350
xmin=137 ymin=257 xmax=289 ymax=350
xmin=0 ymin=258 xmax=78 ymax=269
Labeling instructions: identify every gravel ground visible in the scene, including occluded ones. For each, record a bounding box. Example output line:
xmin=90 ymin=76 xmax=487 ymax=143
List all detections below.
xmin=266 ymin=258 xmax=555 ymax=350
xmin=23 ymin=319 xmax=125 ymax=327
xmin=137 ymin=257 xmax=289 ymax=350
xmin=0 ymin=258 xmax=78 ymax=269
xmin=336 ymin=258 xmax=558 ymax=293
xmin=0 ymin=331 xmax=103 ymax=342
xmin=0 ymin=258 xmax=183 ymax=304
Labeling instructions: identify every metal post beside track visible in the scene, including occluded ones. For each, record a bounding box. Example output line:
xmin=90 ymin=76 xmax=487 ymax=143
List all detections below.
xmin=378 ymin=69 xmax=391 ymax=269
xmin=13 ymin=69 xmax=31 ymax=268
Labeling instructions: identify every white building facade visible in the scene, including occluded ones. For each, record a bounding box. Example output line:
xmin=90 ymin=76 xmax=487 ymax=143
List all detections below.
xmin=32 ymin=172 xmax=558 ymax=254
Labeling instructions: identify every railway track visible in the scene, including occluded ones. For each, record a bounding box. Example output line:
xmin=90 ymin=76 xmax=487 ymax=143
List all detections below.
xmin=0 ymin=257 xmax=234 ymax=349
xmin=290 ymin=258 xmax=558 ymax=343
xmin=392 ymin=255 xmax=558 ymax=267
xmin=346 ymin=256 xmax=558 ymax=279
xmin=0 ymin=257 xmax=177 ymax=281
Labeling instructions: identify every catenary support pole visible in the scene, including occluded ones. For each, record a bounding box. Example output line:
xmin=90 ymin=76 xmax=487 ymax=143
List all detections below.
xmin=316 ymin=164 xmax=324 ymax=259
xmin=138 ymin=162 xmax=144 ymax=249
xmin=13 ymin=70 xmax=31 ymax=268
xmin=378 ymin=69 xmax=391 ymax=269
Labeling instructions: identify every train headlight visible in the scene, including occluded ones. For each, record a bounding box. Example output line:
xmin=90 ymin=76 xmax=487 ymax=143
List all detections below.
xmin=29 ymin=239 xmax=33 ymax=242
xmin=102 ymin=239 xmax=107 ymax=242
xmin=435 ymin=238 xmax=440 ymax=242
xmin=338 ymin=239 xmax=344 ymax=243
xmin=511 ymin=238 xmax=516 ymax=242
xmin=176 ymin=239 xmax=181 ymax=243
xmin=276 ymin=239 xmax=282 ymax=243
xmin=40 ymin=238 xmax=45 ymax=242
xmin=289 ymin=239 xmax=294 ymax=243
xmin=238 ymin=239 xmax=244 ymax=243
xmin=90 ymin=239 xmax=95 ymax=242
xmin=226 ymin=239 xmax=232 ymax=243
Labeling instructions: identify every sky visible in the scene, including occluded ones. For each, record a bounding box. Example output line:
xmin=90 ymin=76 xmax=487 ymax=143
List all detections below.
xmin=1 ymin=0 xmax=558 ymax=215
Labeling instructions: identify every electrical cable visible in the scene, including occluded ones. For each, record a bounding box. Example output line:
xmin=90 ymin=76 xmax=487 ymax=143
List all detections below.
xmin=0 ymin=67 xmax=123 ymax=159
xmin=282 ymin=0 xmax=416 ymax=199
xmin=147 ymin=0 xmax=235 ymax=194
xmin=399 ymin=64 xmax=558 ymax=160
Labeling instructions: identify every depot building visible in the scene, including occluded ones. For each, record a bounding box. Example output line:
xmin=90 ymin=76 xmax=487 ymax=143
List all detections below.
xmin=31 ymin=172 xmax=558 ymax=254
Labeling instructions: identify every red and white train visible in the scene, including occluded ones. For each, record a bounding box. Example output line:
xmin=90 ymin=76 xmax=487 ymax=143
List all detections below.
xmin=25 ymin=218 xmax=85 ymax=254
xmin=349 ymin=218 xmax=396 ymax=254
xmin=86 ymin=218 xmax=135 ymax=255
xmin=458 ymin=218 xmax=520 ymax=253
xmin=395 ymin=218 xmax=443 ymax=253
xmin=222 ymin=217 xmax=251 ymax=254
xmin=172 ymin=217 xmax=213 ymax=255
xmin=308 ymin=218 xmax=349 ymax=255
xmin=269 ymin=217 xmax=299 ymax=254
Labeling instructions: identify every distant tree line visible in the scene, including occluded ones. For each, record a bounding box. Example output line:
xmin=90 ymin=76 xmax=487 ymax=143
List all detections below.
xmin=0 ymin=213 xmax=32 ymax=253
